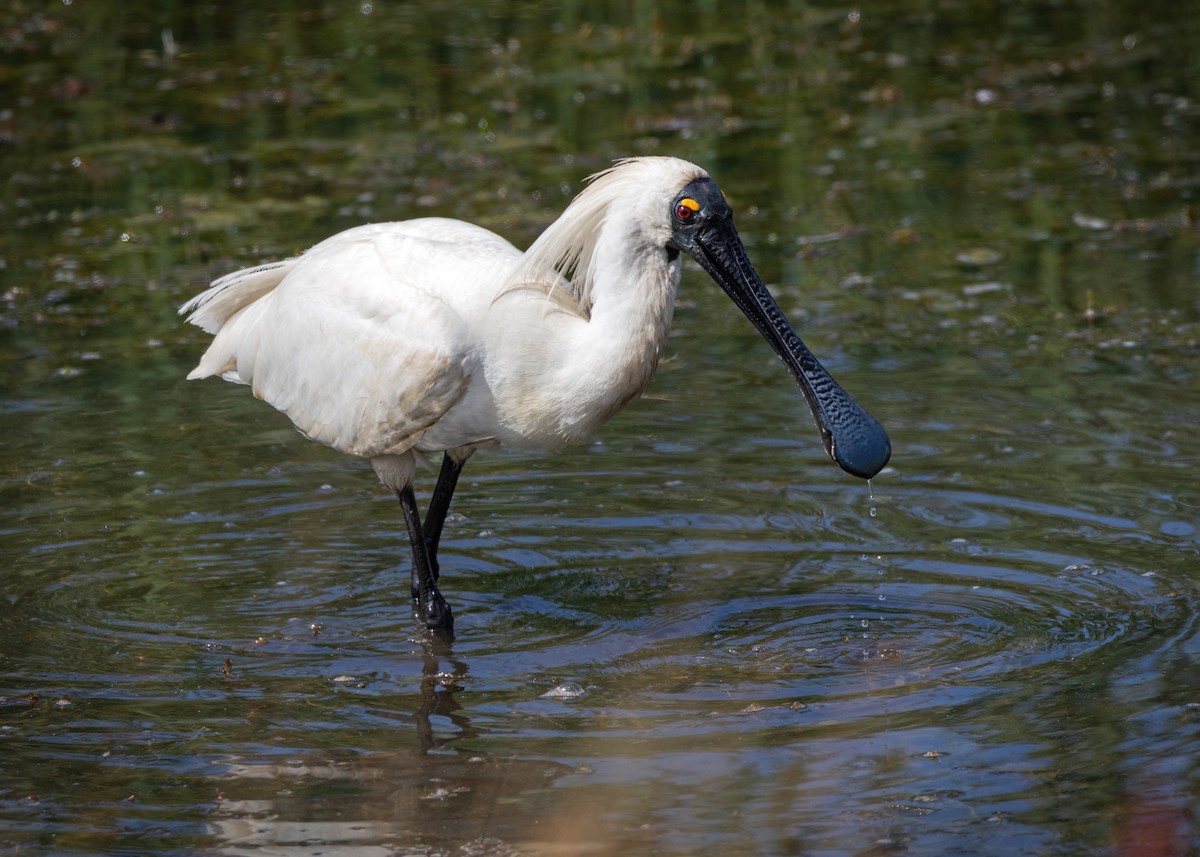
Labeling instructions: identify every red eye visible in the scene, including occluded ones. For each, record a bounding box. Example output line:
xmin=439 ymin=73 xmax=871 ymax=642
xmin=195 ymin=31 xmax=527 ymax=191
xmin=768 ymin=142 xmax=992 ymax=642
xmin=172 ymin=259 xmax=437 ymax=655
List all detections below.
xmin=676 ymin=203 xmax=694 ymax=220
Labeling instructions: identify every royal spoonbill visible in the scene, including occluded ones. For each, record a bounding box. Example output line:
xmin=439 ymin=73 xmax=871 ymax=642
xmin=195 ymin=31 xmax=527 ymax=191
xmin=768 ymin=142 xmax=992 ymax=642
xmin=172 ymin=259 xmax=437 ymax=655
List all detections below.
xmin=180 ymin=156 xmax=890 ymax=635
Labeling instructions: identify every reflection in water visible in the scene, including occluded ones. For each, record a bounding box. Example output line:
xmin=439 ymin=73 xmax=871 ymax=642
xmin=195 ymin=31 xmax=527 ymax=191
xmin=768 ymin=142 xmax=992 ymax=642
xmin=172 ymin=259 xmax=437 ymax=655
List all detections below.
xmin=414 ymin=639 xmax=472 ymax=755
xmin=208 ymin=645 xmax=579 ymax=855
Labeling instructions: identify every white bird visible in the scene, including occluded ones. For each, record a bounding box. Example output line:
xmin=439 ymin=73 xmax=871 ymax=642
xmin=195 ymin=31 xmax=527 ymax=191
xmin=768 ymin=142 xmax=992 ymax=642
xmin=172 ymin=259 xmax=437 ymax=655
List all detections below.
xmin=180 ymin=156 xmax=890 ymax=635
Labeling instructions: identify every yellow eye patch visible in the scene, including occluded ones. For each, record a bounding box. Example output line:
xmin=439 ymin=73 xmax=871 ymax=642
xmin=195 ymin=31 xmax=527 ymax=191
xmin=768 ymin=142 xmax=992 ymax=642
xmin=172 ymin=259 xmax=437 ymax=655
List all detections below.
xmin=679 ymin=197 xmax=701 ymax=212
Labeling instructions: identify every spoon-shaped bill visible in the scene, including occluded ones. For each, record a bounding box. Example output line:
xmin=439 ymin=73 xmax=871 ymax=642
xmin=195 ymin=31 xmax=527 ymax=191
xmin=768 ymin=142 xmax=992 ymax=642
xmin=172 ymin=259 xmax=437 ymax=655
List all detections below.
xmin=689 ymin=221 xmax=891 ymax=479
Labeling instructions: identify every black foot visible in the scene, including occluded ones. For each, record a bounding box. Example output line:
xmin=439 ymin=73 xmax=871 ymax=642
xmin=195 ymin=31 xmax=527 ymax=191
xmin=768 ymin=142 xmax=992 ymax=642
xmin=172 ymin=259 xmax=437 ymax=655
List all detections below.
xmin=418 ymin=590 xmax=454 ymax=636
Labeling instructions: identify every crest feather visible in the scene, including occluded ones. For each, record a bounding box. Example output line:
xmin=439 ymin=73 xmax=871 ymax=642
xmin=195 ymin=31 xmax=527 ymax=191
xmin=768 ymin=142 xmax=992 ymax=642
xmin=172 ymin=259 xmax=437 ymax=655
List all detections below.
xmin=502 ymin=157 xmax=707 ymax=319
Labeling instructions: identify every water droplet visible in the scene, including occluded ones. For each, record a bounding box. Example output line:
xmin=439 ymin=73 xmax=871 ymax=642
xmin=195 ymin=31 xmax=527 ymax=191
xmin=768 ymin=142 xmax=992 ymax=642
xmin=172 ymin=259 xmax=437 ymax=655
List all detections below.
xmin=869 ymin=507 xmax=877 ymax=518
xmin=861 ymin=619 xmax=870 ymax=628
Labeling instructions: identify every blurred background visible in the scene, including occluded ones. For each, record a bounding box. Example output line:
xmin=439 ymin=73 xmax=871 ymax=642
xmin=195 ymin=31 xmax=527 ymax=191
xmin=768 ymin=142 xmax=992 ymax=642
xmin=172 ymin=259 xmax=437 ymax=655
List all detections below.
xmin=1 ymin=2 xmax=1198 ymax=855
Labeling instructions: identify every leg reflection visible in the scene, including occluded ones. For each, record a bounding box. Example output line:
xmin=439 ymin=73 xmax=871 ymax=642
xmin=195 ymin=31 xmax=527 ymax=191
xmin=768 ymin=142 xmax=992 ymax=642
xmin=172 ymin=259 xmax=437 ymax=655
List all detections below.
xmin=414 ymin=636 xmax=472 ymax=754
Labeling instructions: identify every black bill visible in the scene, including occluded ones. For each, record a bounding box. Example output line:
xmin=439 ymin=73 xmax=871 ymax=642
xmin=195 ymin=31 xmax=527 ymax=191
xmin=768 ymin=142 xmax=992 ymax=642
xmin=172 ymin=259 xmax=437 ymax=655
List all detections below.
xmin=689 ymin=219 xmax=891 ymax=480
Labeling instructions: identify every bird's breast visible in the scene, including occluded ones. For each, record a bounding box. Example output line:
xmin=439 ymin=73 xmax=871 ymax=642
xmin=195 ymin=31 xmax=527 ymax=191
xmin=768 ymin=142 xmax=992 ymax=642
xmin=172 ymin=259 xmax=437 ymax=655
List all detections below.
xmin=480 ymin=298 xmax=671 ymax=450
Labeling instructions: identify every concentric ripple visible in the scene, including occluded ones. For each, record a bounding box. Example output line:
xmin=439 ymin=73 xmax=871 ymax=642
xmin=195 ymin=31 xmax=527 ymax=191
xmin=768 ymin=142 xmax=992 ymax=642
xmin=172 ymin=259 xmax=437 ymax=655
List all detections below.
xmin=3 ymin=447 xmax=1196 ymax=857
xmin=434 ymin=473 xmax=1195 ymax=745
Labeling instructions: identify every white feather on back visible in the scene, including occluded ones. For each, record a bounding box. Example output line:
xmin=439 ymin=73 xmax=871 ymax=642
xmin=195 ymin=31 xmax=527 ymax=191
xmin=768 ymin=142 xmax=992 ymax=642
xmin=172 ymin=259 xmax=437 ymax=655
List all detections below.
xmin=180 ymin=223 xmax=516 ymax=457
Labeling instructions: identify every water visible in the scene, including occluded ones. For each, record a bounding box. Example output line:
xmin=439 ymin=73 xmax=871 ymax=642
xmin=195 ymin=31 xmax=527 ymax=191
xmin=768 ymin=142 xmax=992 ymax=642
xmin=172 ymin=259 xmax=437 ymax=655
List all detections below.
xmin=2 ymin=2 xmax=1199 ymax=855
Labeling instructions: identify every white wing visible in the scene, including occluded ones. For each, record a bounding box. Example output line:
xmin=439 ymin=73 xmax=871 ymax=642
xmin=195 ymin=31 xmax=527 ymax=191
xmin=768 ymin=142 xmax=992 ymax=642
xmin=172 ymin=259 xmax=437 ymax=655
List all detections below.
xmin=181 ymin=220 xmax=522 ymax=459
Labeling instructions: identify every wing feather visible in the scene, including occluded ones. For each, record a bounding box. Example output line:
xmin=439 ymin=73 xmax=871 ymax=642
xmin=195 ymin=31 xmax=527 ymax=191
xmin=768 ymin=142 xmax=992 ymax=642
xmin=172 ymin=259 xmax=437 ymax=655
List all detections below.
xmin=181 ymin=221 xmax=519 ymax=459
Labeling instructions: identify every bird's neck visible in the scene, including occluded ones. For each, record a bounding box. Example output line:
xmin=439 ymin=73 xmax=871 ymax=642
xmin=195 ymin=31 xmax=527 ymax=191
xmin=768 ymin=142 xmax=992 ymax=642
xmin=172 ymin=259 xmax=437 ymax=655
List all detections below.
xmin=550 ymin=238 xmax=681 ymax=440
xmin=487 ymin=229 xmax=681 ymax=449
xmin=585 ymin=244 xmax=680 ymax=376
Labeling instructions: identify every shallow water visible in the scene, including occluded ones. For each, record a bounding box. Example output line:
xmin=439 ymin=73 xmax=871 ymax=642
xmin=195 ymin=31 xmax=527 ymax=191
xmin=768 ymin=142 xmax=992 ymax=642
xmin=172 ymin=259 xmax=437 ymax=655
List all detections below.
xmin=2 ymin=2 xmax=1199 ymax=855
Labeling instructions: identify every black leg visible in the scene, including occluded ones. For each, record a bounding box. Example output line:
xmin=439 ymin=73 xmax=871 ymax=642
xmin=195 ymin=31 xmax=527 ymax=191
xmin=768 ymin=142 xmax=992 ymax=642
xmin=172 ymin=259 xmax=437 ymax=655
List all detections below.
xmin=398 ymin=484 xmax=454 ymax=634
xmin=423 ymin=453 xmax=465 ymax=575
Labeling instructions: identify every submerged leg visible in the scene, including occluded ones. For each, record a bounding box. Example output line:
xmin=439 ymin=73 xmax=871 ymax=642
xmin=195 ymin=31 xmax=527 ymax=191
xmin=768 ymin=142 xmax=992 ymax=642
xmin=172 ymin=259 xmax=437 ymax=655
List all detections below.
xmin=422 ymin=453 xmax=465 ymax=576
xmin=397 ymin=485 xmax=454 ymax=634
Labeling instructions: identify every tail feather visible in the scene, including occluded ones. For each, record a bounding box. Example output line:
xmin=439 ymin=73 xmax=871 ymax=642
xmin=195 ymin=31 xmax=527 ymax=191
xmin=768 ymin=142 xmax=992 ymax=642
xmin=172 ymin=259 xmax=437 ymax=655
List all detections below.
xmin=180 ymin=258 xmax=298 ymax=382
xmin=179 ymin=259 xmax=296 ymax=335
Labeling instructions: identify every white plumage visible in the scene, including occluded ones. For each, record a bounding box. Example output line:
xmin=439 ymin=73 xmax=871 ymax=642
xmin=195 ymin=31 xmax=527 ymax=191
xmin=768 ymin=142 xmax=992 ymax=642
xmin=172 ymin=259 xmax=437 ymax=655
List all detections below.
xmin=181 ymin=156 xmax=889 ymax=634
xmin=182 ymin=158 xmax=699 ymax=491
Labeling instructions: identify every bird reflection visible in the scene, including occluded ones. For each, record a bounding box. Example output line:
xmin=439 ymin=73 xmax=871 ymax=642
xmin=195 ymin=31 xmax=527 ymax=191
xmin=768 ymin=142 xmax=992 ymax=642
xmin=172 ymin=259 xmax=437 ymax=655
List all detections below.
xmin=207 ymin=640 xmax=578 ymax=852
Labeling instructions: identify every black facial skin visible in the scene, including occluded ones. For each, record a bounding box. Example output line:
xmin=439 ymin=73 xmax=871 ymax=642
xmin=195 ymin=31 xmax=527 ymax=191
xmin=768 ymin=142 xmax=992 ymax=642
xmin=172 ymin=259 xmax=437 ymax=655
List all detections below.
xmin=669 ymin=177 xmax=891 ymax=480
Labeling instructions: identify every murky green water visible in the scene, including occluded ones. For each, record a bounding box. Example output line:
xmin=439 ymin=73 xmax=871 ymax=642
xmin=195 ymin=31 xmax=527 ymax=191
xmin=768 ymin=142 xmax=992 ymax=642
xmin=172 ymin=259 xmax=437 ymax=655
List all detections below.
xmin=2 ymin=2 xmax=1198 ymax=855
